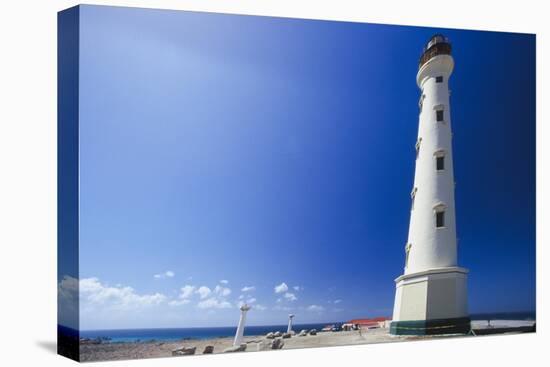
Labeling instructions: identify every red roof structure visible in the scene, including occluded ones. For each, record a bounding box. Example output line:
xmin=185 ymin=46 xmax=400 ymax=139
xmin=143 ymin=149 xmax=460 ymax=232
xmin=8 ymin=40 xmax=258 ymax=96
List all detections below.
xmin=348 ymin=317 xmax=391 ymax=326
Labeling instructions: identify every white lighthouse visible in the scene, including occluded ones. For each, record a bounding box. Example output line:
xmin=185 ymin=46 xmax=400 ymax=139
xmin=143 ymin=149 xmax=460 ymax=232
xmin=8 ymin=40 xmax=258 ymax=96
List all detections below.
xmin=390 ymin=35 xmax=470 ymax=335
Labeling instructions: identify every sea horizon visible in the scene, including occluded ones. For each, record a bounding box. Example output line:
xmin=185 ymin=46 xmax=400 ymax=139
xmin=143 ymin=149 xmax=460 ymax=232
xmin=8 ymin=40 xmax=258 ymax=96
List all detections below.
xmin=78 ymin=323 xmax=334 ymax=343
xmin=72 ymin=311 xmax=536 ymax=343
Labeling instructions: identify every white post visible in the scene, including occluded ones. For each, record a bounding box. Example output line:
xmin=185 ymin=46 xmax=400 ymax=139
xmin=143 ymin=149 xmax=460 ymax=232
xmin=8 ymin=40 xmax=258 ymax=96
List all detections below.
xmin=287 ymin=314 xmax=295 ymax=334
xmin=233 ymin=304 xmax=251 ymax=346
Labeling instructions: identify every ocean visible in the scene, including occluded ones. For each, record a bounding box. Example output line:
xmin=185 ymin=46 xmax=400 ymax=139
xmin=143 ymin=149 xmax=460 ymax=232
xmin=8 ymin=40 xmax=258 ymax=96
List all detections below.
xmin=80 ymin=323 xmax=334 ymax=343
xmin=78 ymin=311 xmax=535 ymax=343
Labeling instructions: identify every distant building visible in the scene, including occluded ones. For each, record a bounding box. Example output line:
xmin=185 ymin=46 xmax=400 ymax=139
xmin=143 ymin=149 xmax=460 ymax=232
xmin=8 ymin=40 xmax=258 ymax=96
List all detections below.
xmin=346 ymin=317 xmax=391 ymax=330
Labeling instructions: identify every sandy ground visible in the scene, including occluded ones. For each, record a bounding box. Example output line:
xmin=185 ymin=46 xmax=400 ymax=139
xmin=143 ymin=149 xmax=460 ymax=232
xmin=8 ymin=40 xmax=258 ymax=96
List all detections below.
xmin=79 ymin=321 xmax=535 ymax=362
xmin=79 ymin=329 xmax=402 ymax=362
xmin=471 ymin=320 xmax=534 ymax=329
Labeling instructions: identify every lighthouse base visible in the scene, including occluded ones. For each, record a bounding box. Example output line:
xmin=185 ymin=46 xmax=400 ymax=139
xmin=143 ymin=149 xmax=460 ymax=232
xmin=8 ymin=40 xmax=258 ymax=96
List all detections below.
xmin=390 ymin=316 xmax=471 ymax=335
xmin=390 ymin=267 xmax=470 ymax=335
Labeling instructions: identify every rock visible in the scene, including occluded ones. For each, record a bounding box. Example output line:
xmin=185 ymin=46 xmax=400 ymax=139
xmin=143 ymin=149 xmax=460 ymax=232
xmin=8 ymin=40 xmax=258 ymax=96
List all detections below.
xmin=309 ymin=329 xmax=317 ymax=335
xmin=282 ymin=332 xmax=291 ymax=339
xmin=273 ymin=331 xmax=282 ymax=337
xmin=172 ymin=346 xmax=196 ymax=356
xmin=271 ymin=338 xmax=284 ymax=350
xmin=265 ymin=332 xmax=275 ymax=339
xmin=80 ymin=337 xmax=103 ymax=345
xmin=202 ymin=345 xmax=214 ymax=354
xmin=298 ymin=329 xmax=308 ymax=336
xmin=223 ymin=343 xmax=247 ymax=353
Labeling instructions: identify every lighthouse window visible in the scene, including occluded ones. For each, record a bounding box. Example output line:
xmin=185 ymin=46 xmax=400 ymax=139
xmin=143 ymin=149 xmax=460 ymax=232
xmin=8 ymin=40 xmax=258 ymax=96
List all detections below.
xmin=405 ymin=243 xmax=412 ymax=268
xmin=415 ymin=138 xmax=422 ymax=159
xmin=411 ymin=187 xmax=418 ymax=210
xmin=436 ymin=211 xmax=445 ymax=228
xmin=436 ymin=156 xmax=445 ymax=170
xmin=436 ymin=109 xmax=444 ymax=122
xmin=436 ymin=76 xmax=444 ymax=83
xmin=418 ymin=94 xmax=425 ymax=112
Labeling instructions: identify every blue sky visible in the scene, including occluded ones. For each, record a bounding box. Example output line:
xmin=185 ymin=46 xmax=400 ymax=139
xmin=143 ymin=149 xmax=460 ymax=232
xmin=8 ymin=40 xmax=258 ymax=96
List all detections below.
xmin=68 ymin=5 xmax=535 ymax=330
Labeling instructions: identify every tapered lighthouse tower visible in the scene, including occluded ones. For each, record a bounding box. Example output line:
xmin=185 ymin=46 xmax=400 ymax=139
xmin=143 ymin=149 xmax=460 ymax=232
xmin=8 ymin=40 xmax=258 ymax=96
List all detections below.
xmin=390 ymin=35 xmax=470 ymax=335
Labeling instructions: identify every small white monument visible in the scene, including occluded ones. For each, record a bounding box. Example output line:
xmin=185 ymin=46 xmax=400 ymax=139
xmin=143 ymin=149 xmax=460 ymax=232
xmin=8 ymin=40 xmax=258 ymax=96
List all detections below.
xmin=233 ymin=304 xmax=251 ymax=346
xmin=391 ymin=34 xmax=470 ymax=335
xmin=287 ymin=314 xmax=295 ymax=334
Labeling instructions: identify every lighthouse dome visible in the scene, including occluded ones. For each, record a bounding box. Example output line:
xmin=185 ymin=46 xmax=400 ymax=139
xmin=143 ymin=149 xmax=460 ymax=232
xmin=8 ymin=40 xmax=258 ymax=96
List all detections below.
xmin=419 ymin=34 xmax=452 ymax=68
xmin=425 ymin=34 xmax=450 ymax=50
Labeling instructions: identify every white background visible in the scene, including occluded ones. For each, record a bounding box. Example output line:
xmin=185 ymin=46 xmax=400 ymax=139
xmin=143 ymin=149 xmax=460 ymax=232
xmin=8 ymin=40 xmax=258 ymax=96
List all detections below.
xmin=0 ymin=0 xmax=547 ymax=366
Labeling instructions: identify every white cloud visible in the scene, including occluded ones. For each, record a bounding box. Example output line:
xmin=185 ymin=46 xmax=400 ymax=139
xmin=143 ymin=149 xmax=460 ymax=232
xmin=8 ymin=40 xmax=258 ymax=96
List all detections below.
xmin=154 ymin=270 xmax=175 ymax=279
xmin=58 ymin=275 xmax=78 ymax=303
xmin=219 ymin=279 xmax=229 ymax=284
xmin=197 ymin=298 xmax=232 ymax=309
xmin=79 ymin=277 xmax=167 ymax=310
xmin=178 ymin=285 xmax=195 ymax=299
xmin=333 ymin=299 xmax=342 ymax=304
xmin=214 ymin=285 xmax=231 ymax=297
xmin=307 ymin=305 xmax=325 ymax=312
xmin=168 ymin=299 xmax=190 ymax=306
xmin=255 ymin=304 xmax=267 ymax=311
xmin=237 ymin=297 xmax=257 ymax=308
xmin=241 ymin=286 xmax=256 ymax=292
xmin=168 ymin=285 xmax=193 ymax=306
xmin=58 ymin=275 xmax=79 ymax=328
xmin=293 ymin=286 xmax=303 ymax=291
xmin=196 ymin=286 xmax=212 ymax=299
xmin=274 ymin=282 xmax=288 ymax=294
xmin=284 ymin=292 xmax=297 ymax=301
xmin=186 ymin=284 xmax=233 ymax=310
